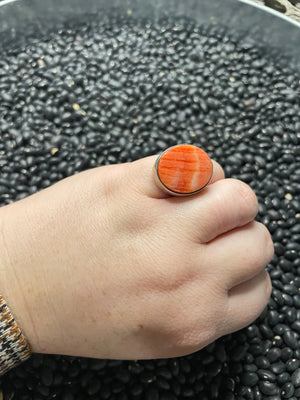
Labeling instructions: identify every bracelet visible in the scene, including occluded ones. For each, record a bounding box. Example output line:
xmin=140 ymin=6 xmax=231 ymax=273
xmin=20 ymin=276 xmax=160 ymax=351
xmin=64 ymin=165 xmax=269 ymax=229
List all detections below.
xmin=0 ymin=294 xmax=32 ymax=375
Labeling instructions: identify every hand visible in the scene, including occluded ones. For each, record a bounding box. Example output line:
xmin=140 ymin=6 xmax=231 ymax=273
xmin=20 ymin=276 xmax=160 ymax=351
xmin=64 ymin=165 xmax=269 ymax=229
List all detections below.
xmin=0 ymin=155 xmax=273 ymax=359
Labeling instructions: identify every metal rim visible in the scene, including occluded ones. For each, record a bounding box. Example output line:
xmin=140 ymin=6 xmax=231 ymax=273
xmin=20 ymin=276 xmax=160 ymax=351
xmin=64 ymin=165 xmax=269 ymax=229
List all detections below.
xmin=0 ymin=0 xmax=18 ymax=7
xmin=0 ymin=0 xmax=299 ymax=29
xmin=238 ymin=0 xmax=300 ymax=28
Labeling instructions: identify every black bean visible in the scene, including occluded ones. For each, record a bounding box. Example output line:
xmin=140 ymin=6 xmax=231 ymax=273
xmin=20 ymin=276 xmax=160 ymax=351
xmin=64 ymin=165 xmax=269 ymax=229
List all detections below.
xmin=257 ymin=369 xmax=276 ymax=382
xmin=285 ymin=251 xmax=298 ymax=262
xmin=247 ymin=326 xmax=260 ymax=339
xmin=268 ymin=311 xmax=280 ymax=326
xmin=286 ymin=359 xmax=300 ymax=372
xmin=275 ymin=289 xmax=290 ymax=306
xmin=116 ymin=369 xmax=131 ymax=384
xmin=267 ymin=347 xmax=281 ymax=363
xmin=53 ymin=369 xmax=63 ymax=386
xmin=283 ymin=285 xmax=297 ymax=296
xmin=281 ymin=382 xmax=295 ymax=398
xmin=231 ymin=361 xmax=243 ymax=377
xmin=112 ymin=381 xmax=125 ymax=394
xmin=259 ymin=381 xmax=279 ymax=395
xmin=293 ymin=295 xmax=300 ymax=309
xmin=244 ymin=363 xmax=257 ymax=372
xmin=272 ymin=335 xmax=283 ymax=347
xmin=264 ymin=396 xmax=281 ymax=400
xmin=182 ymin=388 xmax=195 ymax=397
xmin=160 ymin=393 xmax=177 ymax=400
xmin=144 ymin=361 xmax=156 ymax=371
xmin=61 ymin=392 xmax=74 ymax=400
xmin=87 ymin=378 xmax=101 ymax=395
xmin=100 ymin=384 xmax=111 ymax=399
xmin=116 ymin=393 xmax=128 ymax=400
xmin=128 ymin=362 xmax=144 ymax=374
xmin=274 ymin=243 xmax=285 ymax=256
xmin=206 ymin=361 xmax=222 ymax=377
xmin=283 ymin=331 xmax=299 ymax=350
xmin=145 ymin=387 xmax=159 ymax=400
xmin=140 ymin=371 xmax=157 ymax=384
xmin=177 ymin=372 xmax=186 ymax=385
xmin=224 ymin=393 xmax=234 ymax=400
xmin=284 ymin=308 xmax=297 ymax=324
xmin=130 ymin=383 xmax=143 ymax=396
xmin=171 ymin=379 xmax=181 ymax=396
xmin=259 ymin=324 xmax=273 ymax=340
xmin=282 ymin=294 xmax=294 ymax=306
xmin=157 ymin=367 xmax=172 ymax=380
xmin=231 ymin=345 xmax=248 ymax=361
xmin=294 ymin=349 xmax=300 ymax=359
xmin=281 ymin=347 xmax=294 ymax=361
xmin=179 ymin=359 xmax=191 ymax=374
xmin=215 ymin=343 xmax=227 ymax=363
xmin=156 ymin=377 xmax=171 ymax=391
xmin=273 ymin=324 xmax=290 ymax=335
xmin=80 ymin=370 xmax=94 ymax=388
xmin=294 ymin=388 xmax=300 ymax=399
xmin=241 ymin=372 xmax=259 ymax=386
xmin=286 ymin=242 xmax=300 ymax=252
xmin=41 ymin=367 xmax=53 ymax=387
xmin=255 ymin=356 xmax=270 ymax=369
xmin=270 ymin=361 xmax=286 ymax=375
xmin=37 ymin=385 xmax=50 ymax=397
xmin=169 ymin=360 xmax=179 ymax=377
xmin=291 ymin=369 xmax=300 ymax=387
xmin=278 ymin=372 xmax=291 ymax=385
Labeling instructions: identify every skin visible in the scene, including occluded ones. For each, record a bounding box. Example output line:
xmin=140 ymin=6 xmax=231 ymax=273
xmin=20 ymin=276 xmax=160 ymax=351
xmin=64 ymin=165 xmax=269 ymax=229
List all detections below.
xmin=0 ymin=155 xmax=273 ymax=360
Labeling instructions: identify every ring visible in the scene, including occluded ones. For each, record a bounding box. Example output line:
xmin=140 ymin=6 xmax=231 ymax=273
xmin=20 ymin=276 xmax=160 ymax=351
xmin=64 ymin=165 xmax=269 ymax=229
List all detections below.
xmin=153 ymin=144 xmax=213 ymax=196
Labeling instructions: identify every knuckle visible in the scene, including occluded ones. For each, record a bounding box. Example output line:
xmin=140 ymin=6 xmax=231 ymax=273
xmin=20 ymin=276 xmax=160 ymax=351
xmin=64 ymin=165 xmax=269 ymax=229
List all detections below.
xmin=232 ymin=179 xmax=258 ymax=217
xmin=96 ymin=164 xmax=127 ymax=203
xmin=265 ymin=236 xmax=274 ymax=264
xmin=119 ymin=198 xmax=161 ymax=236
xmin=151 ymin=255 xmax=197 ymax=293
xmin=212 ymin=160 xmax=225 ymax=181
xmin=246 ymin=247 xmax=265 ymax=275
xmin=169 ymin=316 xmax=201 ymax=351
xmin=237 ymin=181 xmax=258 ymax=218
xmin=257 ymin=222 xmax=275 ymax=263
xmin=246 ymin=222 xmax=274 ymax=274
xmin=264 ymin=271 xmax=272 ymax=299
xmin=165 ymin=301 xmax=222 ymax=352
xmin=265 ymin=228 xmax=275 ymax=262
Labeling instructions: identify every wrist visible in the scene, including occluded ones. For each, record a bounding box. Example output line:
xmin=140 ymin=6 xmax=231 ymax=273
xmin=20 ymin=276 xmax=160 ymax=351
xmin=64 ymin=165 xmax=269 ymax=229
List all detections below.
xmin=0 ymin=203 xmax=37 ymax=351
xmin=0 ymin=202 xmax=50 ymax=354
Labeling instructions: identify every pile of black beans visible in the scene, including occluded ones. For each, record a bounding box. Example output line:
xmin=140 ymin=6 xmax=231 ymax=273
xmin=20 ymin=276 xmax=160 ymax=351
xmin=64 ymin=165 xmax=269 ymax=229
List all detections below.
xmin=0 ymin=12 xmax=300 ymax=400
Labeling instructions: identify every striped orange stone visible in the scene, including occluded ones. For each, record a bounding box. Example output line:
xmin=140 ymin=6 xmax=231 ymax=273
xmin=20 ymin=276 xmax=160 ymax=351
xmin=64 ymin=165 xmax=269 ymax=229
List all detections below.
xmin=156 ymin=144 xmax=212 ymax=194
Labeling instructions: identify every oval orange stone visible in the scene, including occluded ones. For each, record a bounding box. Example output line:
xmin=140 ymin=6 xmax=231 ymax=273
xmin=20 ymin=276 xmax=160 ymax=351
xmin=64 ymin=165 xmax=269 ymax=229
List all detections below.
xmin=156 ymin=144 xmax=213 ymax=195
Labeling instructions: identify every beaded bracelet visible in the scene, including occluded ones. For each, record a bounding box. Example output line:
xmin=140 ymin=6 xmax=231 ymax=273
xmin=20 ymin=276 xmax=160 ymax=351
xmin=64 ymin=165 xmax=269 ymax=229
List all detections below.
xmin=0 ymin=294 xmax=32 ymax=375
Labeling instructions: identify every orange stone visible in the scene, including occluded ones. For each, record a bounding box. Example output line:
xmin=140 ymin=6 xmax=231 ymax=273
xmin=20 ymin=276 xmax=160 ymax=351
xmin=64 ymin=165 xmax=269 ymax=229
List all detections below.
xmin=156 ymin=144 xmax=213 ymax=195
